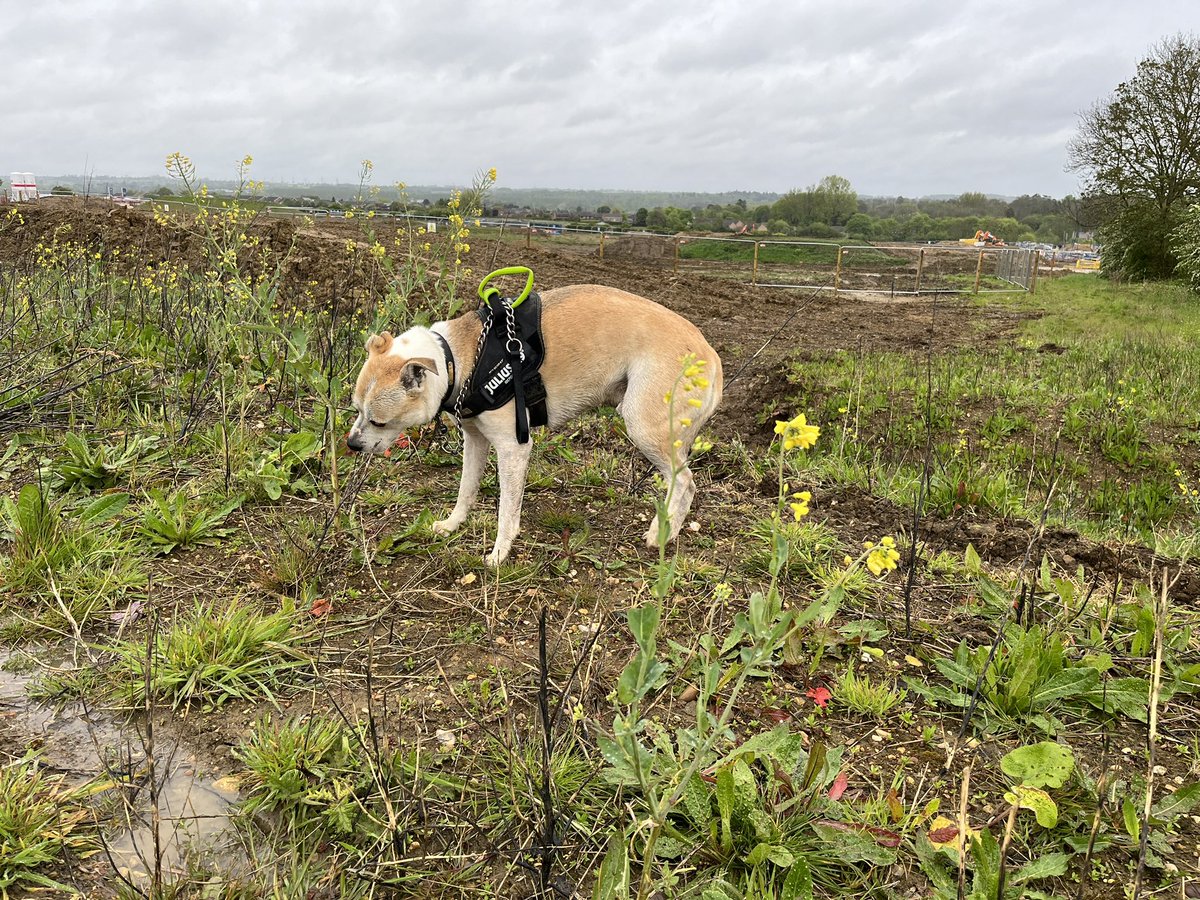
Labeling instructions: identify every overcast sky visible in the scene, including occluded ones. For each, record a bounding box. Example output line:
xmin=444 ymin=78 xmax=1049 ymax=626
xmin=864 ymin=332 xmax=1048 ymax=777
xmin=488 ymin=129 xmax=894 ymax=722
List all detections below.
xmin=4 ymin=1 xmax=1197 ymax=198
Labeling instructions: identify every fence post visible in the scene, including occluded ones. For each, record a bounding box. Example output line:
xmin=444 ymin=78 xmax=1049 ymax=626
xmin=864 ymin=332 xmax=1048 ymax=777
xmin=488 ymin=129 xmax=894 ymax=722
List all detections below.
xmin=599 ymin=230 xmax=605 ymax=260
xmin=834 ymin=246 xmax=843 ymax=295
xmin=526 ymin=224 xmax=531 ymax=251
xmin=973 ymin=249 xmax=984 ymax=295
xmin=915 ymin=248 xmax=926 ymax=296
xmin=1028 ymin=250 xmax=1038 ymax=295
xmin=673 ymin=237 xmax=680 ymax=275
xmin=752 ymin=241 xmax=759 ymax=285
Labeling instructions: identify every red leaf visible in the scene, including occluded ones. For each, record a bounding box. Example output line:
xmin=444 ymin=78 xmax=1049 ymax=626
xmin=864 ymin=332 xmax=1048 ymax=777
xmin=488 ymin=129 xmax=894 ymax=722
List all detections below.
xmin=394 ymin=433 xmax=411 ymax=449
xmin=805 ymin=686 xmax=832 ymax=708
xmin=815 ymin=819 xmax=901 ymax=848
xmin=761 ymin=707 xmax=791 ymax=724
xmin=863 ymin=825 xmax=902 ymax=848
xmin=310 ymin=597 xmax=332 ymax=617
xmin=827 ymin=770 xmax=849 ymax=801
xmin=928 ymin=825 xmax=959 ymax=844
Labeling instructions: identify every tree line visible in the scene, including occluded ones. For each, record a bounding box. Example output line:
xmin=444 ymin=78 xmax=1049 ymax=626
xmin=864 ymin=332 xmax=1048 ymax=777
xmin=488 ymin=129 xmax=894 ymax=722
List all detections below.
xmin=613 ymin=186 xmax=1090 ymax=245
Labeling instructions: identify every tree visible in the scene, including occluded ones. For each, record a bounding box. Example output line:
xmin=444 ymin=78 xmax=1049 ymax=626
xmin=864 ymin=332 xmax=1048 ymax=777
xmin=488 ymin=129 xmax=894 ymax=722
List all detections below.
xmin=845 ymin=212 xmax=876 ymax=240
xmin=813 ymin=175 xmax=857 ymax=226
xmin=1068 ymin=34 xmax=1200 ymax=278
xmin=634 ymin=207 xmax=648 ymax=227
xmin=1171 ymin=203 xmax=1200 ymax=292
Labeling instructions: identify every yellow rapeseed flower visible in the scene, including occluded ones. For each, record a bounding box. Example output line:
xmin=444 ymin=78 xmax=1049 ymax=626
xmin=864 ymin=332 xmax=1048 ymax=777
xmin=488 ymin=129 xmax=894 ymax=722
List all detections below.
xmin=774 ymin=412 xmax=820 ymax=451
xmin=866 ymin=536 xmax=901 ymax=577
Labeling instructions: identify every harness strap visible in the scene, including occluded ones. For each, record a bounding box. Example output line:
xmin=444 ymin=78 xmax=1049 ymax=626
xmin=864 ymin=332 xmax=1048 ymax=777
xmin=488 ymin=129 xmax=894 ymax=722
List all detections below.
xmin=507 ymin=331 xmax=531 ymax=445
xmin=433 ymin=331 xmax=457 ymax=415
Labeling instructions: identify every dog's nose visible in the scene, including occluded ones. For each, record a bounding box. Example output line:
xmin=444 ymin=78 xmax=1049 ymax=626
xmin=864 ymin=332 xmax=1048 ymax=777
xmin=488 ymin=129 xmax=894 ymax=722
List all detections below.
xmin=346 ymin=432 xmax=364 ymax=452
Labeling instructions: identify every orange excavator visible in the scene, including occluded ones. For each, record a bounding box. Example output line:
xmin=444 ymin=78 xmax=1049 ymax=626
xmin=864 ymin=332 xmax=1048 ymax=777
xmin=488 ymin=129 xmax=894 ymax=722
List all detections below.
xmin=959 ymin=229 xmax=1005 ymax=247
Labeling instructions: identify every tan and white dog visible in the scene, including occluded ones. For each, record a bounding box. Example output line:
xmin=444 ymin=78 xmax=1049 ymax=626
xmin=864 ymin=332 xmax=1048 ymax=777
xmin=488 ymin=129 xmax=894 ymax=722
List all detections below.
xmin=348 ymin=284 xmax=722 ymax=565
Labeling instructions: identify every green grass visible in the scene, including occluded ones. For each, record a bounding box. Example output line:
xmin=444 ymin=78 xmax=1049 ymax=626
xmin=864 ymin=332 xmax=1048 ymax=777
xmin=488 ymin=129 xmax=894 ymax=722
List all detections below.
xmin=787 ymin=276 xmax=1200 ymax=540
xmin=0 ymin=755 xmax=95 ymax=897
xmin=118 ymin=602 xmax=309 ymax=710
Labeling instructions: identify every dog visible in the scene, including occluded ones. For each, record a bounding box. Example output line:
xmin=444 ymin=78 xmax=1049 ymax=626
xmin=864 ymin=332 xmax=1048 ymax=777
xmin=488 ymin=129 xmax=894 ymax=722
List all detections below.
xmin=348 ymin=284 xmax=723 ymax=566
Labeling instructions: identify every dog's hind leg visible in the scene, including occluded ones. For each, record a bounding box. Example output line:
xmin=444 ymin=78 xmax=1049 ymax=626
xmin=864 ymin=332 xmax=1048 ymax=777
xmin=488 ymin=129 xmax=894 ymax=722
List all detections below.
xmin=433 ymin=422 xmax=490 ymax=536
xmin=622 ymin=394 xmax=698 ymax=549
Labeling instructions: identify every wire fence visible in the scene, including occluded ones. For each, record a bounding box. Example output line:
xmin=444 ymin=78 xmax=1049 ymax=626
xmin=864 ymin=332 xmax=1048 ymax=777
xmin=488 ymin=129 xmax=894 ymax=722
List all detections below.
xmin=165 ymin=200 xmax=1041 ymax=297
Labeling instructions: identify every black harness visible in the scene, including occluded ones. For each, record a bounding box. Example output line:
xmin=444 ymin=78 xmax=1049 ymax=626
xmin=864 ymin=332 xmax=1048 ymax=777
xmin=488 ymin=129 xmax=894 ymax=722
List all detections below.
xmin=437 ymin=293 xmax=548 ymax=444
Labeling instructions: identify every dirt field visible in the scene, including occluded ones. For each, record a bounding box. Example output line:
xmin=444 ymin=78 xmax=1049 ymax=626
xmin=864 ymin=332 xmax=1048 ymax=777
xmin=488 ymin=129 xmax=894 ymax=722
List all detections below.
xmin=1 ymin=198 xmax=1197 ymax=898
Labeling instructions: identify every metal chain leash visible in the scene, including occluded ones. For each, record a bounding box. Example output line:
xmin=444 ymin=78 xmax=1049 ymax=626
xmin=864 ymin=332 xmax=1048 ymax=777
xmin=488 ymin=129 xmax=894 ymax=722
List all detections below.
xmin=501 ymin=296 xmax=525 ymax=363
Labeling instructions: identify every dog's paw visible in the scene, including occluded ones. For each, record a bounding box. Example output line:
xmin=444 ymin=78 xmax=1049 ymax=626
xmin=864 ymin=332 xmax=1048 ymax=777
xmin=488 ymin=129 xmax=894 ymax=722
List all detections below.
xmin=643 ymin=528 xmax=659 ymax=549
xmin=484 ymin=550 xmax=505 ymax=568
xmin=431 ymin=518 xmax=458 ymax=536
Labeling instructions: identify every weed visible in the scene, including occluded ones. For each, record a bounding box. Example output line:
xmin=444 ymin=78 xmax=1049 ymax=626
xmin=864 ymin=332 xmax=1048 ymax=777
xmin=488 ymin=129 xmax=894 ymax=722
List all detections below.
xmin=0 ymin=754 xmax=95 ymax=896
xmin=55 ymin=432 xmax=161 ymax=492
xmin=118 ymin=602 xmax=308 ymax=710
xmin=139 ymin=489 xmax=243 ymax=554
xmin=0 ymin=485 xmax=142 ymax=624
xmin=837 ymin=663 xmax=907 ymax=718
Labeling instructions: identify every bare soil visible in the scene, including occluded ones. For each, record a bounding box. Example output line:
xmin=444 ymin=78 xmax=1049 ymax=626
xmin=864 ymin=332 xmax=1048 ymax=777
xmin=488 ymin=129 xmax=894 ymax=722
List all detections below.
xmin=2 ymin=198 xmax=1197 ymax=897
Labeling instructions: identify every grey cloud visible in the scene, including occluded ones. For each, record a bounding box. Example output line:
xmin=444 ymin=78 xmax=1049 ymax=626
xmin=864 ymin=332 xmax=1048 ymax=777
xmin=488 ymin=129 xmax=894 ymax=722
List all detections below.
xmin=2 ymin=0 xmax=1198 ymax=197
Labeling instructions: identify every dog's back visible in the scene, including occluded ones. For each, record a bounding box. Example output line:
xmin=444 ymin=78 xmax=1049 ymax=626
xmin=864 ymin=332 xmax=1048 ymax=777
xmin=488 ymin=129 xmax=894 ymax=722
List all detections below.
xmin=537 ymin=285 xmax=723 ymax=429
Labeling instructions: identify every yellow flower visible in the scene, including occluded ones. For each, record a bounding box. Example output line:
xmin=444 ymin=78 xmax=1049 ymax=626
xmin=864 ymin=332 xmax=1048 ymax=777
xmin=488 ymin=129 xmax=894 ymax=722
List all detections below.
xmin=866 ymin=536 xmax=901 ymax=577
xmin=679 ymin=417 xmax=692 ymax=427
xmin=687 ymin=398 xmax=703 ymax=408
xmin=488 ymin=167 xmax=498 ymax=181
xmin=774 ymin=413 xmax=820 ymax=450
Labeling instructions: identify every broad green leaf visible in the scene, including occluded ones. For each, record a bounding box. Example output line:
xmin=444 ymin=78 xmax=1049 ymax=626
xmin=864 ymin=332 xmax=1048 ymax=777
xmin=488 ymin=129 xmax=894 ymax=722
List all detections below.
xmin=626 ymin=603 xmax=661 ymax=652
xmin=1151 ymin=781 xmax=1200 ymax=821
xmin=811 ymin=822 xmax=897 ymax=866
xmin=969 ymin=828 xmax=1000 ymax=899
xmin=766 ymin=844 xmax=795 ymax=866
xmin=591 ymin=831 xmax=630 ymax=900
xmin=681 ymin=774 xmax=713 ymax=831
xmin=709 ymin=724 xmax=790 ymax=771
xmin=1083 ymin=676 xmax=1150 ymax=722
xmin=1030 ymin=666 xmax=1099 ymax=708
xmin=80 ymin=492 xmax=129 ymax=523
xmin=780 ymin=857 xmax=814 ymax=900
xmin=1004 ymin=785 xmax=1059 ymax=827
xmin=716 ymin=766 xmax=735 ymax=851
xmin=1006 ymin=627 xmax=1044 ymax=710
xmin=1122 ymin=797 xmax=1140 ymax=841
xmin=1012 ymin=852 xmax=1069 ymax=884
xmin=1001 ymin=742 xmax=1075 ymax=788
xmin=745 ymin=842 xmax=770 ymax=866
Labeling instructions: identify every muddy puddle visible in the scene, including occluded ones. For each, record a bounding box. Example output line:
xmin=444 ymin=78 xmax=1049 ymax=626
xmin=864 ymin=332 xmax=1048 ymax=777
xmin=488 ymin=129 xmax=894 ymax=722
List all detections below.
xmin=0 ymin=649 xmax=242 ymax=885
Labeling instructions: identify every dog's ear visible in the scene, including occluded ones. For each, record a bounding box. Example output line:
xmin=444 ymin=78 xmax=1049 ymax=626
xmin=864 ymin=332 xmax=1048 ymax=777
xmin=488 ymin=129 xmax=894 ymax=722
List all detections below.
xmin=365 ymin=331 xmax=394 ymax=356
xmin=401 ymin=357 xmax=438 ymax=389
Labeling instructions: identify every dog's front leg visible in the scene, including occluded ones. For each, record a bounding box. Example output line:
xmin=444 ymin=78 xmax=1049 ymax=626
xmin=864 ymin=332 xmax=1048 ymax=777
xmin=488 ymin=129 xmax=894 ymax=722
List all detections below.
xmin=485 ymin=437 xmax=533 ymax=567
xmin=433 ymin=424 xmax=490 ymax=536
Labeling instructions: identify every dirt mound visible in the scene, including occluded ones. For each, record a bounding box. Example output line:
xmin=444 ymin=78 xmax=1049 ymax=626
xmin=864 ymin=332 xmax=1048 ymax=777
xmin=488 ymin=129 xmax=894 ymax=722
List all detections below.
xmin=602 ymin=233 xmax=675 ymax=259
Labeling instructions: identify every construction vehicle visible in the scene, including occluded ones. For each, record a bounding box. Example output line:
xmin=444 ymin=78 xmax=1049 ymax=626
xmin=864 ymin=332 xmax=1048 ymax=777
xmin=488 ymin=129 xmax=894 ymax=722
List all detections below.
xmin=959 ymin=229 xmax=1004 ymax=247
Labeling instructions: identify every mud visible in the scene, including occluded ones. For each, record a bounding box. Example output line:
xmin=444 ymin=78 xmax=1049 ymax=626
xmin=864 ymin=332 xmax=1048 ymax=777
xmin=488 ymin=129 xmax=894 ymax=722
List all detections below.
xmin=0 ymin=651 xmax=240 ymax=886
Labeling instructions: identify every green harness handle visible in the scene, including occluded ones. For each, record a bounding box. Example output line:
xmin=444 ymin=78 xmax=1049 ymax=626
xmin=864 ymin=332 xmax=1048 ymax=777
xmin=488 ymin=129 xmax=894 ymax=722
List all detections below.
xmin=478 ymin=266 xmax=534 ymax=308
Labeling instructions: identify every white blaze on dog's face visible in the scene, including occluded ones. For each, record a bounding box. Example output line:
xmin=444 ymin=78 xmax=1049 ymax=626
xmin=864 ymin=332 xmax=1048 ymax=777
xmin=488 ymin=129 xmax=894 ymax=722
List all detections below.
xmin=348 ymin=331 xmax=438 ymax=454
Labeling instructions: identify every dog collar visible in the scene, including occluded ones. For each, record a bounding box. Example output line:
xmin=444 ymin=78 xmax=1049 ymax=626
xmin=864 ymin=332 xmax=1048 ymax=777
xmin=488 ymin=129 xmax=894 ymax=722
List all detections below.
xmin=433 ymin=331 xmax=457 ymax=414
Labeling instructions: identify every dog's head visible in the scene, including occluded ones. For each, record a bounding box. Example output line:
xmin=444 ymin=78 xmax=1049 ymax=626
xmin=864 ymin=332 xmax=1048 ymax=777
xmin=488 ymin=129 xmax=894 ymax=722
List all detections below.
xmin=347 ymin=331 xmax=439 ymax=454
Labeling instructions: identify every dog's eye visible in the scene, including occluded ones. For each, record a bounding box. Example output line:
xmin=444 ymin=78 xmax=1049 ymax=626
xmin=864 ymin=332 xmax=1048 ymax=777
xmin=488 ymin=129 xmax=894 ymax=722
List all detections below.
xmin=369 ymin=419 xmax=388 ymax=429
